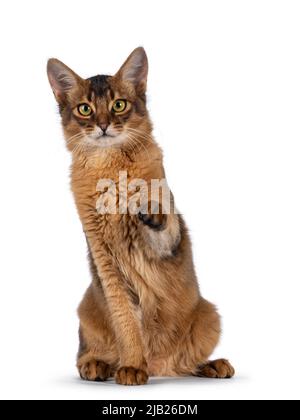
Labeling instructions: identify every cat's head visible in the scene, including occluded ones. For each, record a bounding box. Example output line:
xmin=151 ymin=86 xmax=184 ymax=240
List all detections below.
xmin=47 ymin=47 xmax=151 ymax=151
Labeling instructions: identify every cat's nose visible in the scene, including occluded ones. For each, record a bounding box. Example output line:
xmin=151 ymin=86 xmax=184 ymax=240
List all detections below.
xmin=99 ymin=123 xmax=108 ymax=133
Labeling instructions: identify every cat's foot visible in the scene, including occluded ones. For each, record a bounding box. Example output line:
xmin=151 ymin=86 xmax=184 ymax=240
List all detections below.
xmin=78 ymin=359 xmax=111 ymax=382
xmin=115 ymin=367 xmax=149 ymax=386
xmin=196 ymin=359 xmax=235 ymax=379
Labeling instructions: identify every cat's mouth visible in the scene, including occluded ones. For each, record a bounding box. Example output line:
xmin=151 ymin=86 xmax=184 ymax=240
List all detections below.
xmin=88 ymin=132 xmax=118 ymax=142
xmin=94 ymin=134 xmax=115 ymax=140
xmin=86 ymin=132 xmax=125 ymax=148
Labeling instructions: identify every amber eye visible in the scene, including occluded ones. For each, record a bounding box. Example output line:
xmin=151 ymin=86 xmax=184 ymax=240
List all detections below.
xmin=78 ymin=103 xmax=92 ymax=117
xmin=112 ymin=99 xmax=127 ymax=113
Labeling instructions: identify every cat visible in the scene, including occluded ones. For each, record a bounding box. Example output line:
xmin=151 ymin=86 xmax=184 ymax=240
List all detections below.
xmin=47 ymin=47 xmax=234 ymax=385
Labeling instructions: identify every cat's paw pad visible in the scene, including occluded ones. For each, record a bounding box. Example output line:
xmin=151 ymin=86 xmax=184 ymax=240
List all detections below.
xmin=115 ymin=366 xmax=148 ymax=385
xmin=197 ymin=359 xmax=235 ymax=379
xmin=79 ymin=360 xmax=111 ymax=381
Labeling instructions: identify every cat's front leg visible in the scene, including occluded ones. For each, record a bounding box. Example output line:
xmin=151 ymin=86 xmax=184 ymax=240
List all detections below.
xmin=87 ymin=237 xmax=148 ymax=385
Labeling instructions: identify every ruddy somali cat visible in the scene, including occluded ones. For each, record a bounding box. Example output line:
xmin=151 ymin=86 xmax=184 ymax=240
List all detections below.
xmin=47 ymin=47 xmax=234 ymax=385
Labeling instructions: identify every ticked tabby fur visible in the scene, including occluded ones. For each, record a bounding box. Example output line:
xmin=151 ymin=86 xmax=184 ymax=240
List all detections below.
xmin=47 ymin=48 xmax=234 ymax=385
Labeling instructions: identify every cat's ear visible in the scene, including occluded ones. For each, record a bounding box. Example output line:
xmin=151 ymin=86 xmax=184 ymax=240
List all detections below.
xmin=116 ymin=47 xmax=148 ymax=93
xmin=47 ymin=58 xmax=82 ymax=103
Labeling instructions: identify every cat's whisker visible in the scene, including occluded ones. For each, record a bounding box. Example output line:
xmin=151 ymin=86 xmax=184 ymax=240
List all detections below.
xmin=125 ymin=126 xmax=151 ymax=136
xmin=125 ymin=136 xmax=140 ymax=157
xmin=72 ymin=144 xmax=85 ymax=156
xmin=124 ymin=135 xmax=136 ymax=153
xmin=126 ymin=139 xmax=138 ymax=157
xmin=125 ymin=128 xmax=153 ymax=144
xmin=125 ymin=127 xmax=154 ymax=142
xmin=125 ymin=134 xmax=141 ymax=156
xmin=66 ymin=134 xmax=84 ymax=144
xmin=72 ymin=137 xmax=91 ymax=153
xmin=126 ymin=133 xmax=151 ymax=161
xmin=66 ymin=135 xmax=87 ymax=145
xmin=66 ymin=130 xmax=98 ymax=149
xmin=125 ymin=132 xmax=153 ymax=144
xmin=127 ymin=135 xmax=146 ymax=155
xmin=125 ymin=133 xmax=154 ymax=150
xmin=66 ymin=129 xmax=96 ymax=143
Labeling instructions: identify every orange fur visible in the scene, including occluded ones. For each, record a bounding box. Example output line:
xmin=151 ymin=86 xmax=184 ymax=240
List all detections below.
xmin=47 ymin=47 xmax=234 ymax=385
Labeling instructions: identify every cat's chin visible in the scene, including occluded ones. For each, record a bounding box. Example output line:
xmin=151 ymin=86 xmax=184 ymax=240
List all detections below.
xmin=86 ymin=133 xmax=126 ymax=149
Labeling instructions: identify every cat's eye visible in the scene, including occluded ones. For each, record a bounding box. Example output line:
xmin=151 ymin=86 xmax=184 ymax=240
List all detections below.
xmin=78 ymin=103 xmax=93 ymax=117
xmin=112 ymin=99 xmax=127 ymax=113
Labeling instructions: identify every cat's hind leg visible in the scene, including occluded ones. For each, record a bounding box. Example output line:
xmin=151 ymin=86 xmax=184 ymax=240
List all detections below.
xmin=189 ymin=299 xmax=235 ymax=379
xmin=173 ymin=298 xmax=235 ymax=379
xmin=196 ymin=359 xmax=235 ymax=379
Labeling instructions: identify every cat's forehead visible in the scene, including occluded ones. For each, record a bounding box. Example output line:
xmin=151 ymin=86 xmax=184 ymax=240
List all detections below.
xmin=86 ymin=74 xmax=135 ymax=102
xmin=87 ymin=75 xmax=111 ymax=99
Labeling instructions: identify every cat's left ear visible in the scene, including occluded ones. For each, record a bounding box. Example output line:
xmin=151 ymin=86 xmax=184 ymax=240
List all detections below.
xmin=47 ymin=58 xmax=82 ymax=104
xmin=116 ymin=47 xmax=148 ymax=93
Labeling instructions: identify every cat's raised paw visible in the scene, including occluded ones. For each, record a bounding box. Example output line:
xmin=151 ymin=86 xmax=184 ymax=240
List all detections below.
xmin=138 ymin=212 xmax=166 ymax=231
xmin=115 ymin=367 xmax=149 ymax=386
xmin=79 ymin=360 xmax=111 ymax=382
xmin=196 ymin=359 xmax=235 ymax=379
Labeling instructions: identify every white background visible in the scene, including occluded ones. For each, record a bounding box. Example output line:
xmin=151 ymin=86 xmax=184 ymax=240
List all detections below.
xmin=0 ymin=0 xmax=299 ymax=400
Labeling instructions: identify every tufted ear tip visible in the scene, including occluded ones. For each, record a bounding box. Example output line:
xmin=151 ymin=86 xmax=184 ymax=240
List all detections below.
xmin=47 ymin=58 xmax=62 ymax=77
xmin=116 ymin=47 xmax=148 ymax=92
xmin=134 ymin=46 xmax=147 ymax=55
xmin=47 ymin=57 xmax=59 ymax=68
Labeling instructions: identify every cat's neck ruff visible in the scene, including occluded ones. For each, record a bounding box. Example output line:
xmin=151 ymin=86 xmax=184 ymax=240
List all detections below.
xmin=72 ymin=137 xmax=159 ymax=171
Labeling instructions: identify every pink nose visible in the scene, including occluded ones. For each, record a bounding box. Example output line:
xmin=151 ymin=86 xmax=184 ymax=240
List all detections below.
xmin=99 ymin=123 xmax=108 ymax=133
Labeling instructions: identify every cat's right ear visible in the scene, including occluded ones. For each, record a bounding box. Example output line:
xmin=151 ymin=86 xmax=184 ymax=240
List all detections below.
xmin=47 ymin=59 xmax=81 ymax=103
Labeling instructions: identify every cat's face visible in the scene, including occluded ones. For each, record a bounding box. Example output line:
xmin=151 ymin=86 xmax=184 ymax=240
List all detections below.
xmin=47 ymin=48 xmax=151 ymax=151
